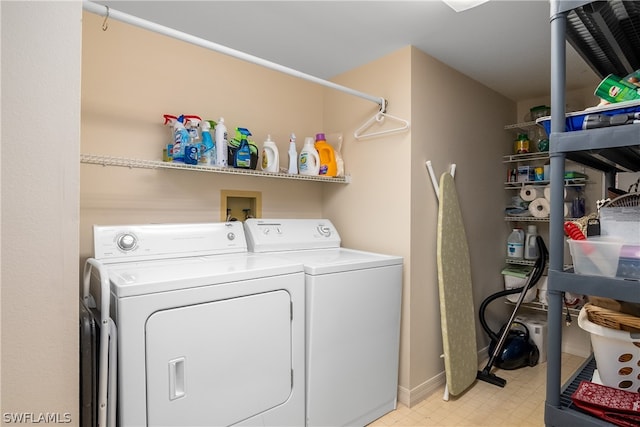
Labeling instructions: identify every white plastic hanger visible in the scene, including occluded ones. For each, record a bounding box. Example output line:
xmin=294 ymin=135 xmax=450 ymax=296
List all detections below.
xmin=354 ymin=100 xmax=410 ymax=140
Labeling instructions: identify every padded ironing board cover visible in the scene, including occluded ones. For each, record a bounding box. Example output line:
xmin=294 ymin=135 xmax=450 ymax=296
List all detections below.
xmin=436 ymin=172 xmax=478 ymax=396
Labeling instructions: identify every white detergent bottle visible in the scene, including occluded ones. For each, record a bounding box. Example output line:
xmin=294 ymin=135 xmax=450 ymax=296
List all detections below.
xmin=287 ymin=133 xmax=298 ymax=174
xmin=214 ymin=117 xmax=228 ymax=167
xmin=524 ymin=225 xmax=539 ymax=260
xmin=507 ymin=228 xmax=524 ymax=259
xmin=298 ymin=136 xmax=320 ymax=175
xmin=261 ymin=134 xmax=280 ymax=172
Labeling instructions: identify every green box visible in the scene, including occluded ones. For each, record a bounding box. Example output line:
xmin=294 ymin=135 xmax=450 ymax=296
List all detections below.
xmin=595 ymin=74 xmax=640 ymax=103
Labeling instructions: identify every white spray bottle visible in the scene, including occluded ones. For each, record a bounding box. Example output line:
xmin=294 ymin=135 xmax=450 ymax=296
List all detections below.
xmin=287 ymin=133 xmax=298 ymax=174
xmin=214 ymin=117 xmax=228 ymax=167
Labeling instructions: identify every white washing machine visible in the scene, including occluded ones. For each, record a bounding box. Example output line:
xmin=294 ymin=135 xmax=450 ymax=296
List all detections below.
xmin=244 ymin=218 xmax=403 ymax=427
xmin=84 ymin=222 xmax=306 ymax=427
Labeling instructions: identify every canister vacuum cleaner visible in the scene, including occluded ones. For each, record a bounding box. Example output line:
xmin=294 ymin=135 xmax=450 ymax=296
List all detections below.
xmin=476 ymin=236 xmax=548 ymax=387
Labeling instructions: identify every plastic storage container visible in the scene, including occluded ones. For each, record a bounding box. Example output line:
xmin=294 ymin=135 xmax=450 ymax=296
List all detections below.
xmin=577 ymin=307 xmax=640 ymax=392
xmin=536 ymin=99 xmax=640 ymax=134
xmin=567 ymin=237 xmax=625 ymax=278
xmin=502 ymin=265 xmax=536 ymax=303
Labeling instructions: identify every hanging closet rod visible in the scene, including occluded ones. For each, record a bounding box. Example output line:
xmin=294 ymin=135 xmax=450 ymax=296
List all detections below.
xmin=83 ymin=1 xmax=386 ymax=110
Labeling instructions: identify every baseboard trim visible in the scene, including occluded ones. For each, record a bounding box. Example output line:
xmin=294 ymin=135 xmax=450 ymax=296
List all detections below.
xmin=397 ymin=346 xmax=490 ymax=408
xmin=397 ymin=371 xmax=445 ymax=407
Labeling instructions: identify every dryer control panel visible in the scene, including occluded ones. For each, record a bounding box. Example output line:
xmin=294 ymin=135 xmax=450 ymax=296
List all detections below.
xmin=244 ymin=219 xmax=341 ymax=252
xmin=93 ymin=222 xmax=247 ymax=262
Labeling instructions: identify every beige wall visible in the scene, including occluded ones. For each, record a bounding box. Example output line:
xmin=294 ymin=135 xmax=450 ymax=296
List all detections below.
xmin=322 ymin=46 xmax=413 ymax=397
xmin=80 ymin=12 xmax=332 ymax=261
xmin=408 ymin=48 xmax=515 ymax=401
xmin=1 ymin=1 xmax=81 ymax=424
xmin=325 ymin=47 xmax=515 ymax=404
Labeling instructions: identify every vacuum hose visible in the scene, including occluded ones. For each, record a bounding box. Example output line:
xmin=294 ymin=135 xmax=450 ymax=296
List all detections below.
xmin=478 ymin=236 xmax=548 ymax=342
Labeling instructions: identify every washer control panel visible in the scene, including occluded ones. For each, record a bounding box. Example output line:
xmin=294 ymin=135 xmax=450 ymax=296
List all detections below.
xmin=244 ymin=219 xmax=341 ymax=252
xmin=93 ymin=222 xmax=247 ymax=262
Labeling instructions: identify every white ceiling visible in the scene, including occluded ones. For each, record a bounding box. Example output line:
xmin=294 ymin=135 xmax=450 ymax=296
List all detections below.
xmin=94 ymin=1 xmax=601 ymax=102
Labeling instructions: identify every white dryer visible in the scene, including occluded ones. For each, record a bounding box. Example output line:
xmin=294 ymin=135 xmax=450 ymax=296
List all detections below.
xmin=244 ymin=218 xmax=403 ymax=427
xmin=84 ymin=222 xmax=306 ymax=427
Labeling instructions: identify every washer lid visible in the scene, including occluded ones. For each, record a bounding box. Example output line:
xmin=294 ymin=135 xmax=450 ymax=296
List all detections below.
xmin=273 ymin=248 xmax=403 ymax=275
xmin=102 ymin=253 xmax=303 ymax=297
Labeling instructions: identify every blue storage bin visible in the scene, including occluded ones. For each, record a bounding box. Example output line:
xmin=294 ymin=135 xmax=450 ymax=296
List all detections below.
xmin=536 ymin=100 xmax=640 ymax=134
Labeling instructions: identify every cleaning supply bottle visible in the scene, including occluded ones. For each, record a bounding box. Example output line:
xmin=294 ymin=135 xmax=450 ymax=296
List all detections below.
xmin=261 ymin=134 xmax=280 ymax=172
xmin=184 ymin=115 xmax=201 ymax=145
xmin=172 ymin=120 xmax=189 ymax=163
xmin=314 ymin=133 xmax=337 ymax=177
xmin=299 ymin=136 xmax=320 ymax=175
xmin=183 ymin=116 xmax=201 ymax=165
xmin=200 ymin=120 xmax=215 ymax=165
xmin=287 ymin=133 xmax=298 ymax=174
xmin=162 ymin=114 xmax=178 ymax=162
xmin=234 ymin=128 xmax=253 ymax=169
xmin=214 ymin=117 xmax=228 ymax=167
xmin=507 ymin=228 xmax=525 ymax=259
xmin=524 ymin=225 xmax=539 ymax=260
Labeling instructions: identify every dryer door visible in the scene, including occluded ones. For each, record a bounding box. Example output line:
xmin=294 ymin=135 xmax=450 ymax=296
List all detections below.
xmin=145 ymin=290 xmax=292 ymax=426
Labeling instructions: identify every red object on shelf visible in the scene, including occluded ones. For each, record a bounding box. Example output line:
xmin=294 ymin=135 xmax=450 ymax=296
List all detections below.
xmin=571 ymin=381 xmax=640 ymax=427
xmin=564 ymin=221 xmax=586 ymax=240
xmin=564 ymin=221 xmax=594 ymax=255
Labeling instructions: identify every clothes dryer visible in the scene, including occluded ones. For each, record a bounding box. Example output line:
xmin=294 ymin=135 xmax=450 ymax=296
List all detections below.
xmin=83 ymin=222 xmax=305 ymax=427
xmin=244 ymin=218 xmax=403 ymax=427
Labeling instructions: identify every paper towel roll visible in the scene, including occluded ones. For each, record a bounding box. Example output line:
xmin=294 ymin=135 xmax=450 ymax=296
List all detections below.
xmin=528 ymin=197 xmax=550 ymax=218
xmin=521 ymin=186 xmax=540 ymax=202
xmin=544 ymin=185 xmax=566 ymax=201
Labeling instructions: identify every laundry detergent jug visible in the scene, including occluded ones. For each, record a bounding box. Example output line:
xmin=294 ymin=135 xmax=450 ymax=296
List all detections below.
xmin=299 ymin=137 xmax=320 ymax=175
xmin=314 ymin=133 xmax=337 ymax=177
xmin=261 ymin=135 xmax=279 ymax=173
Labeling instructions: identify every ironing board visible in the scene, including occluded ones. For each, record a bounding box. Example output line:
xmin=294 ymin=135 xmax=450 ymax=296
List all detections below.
xmin=436 ymin=172 xmax=478 ymax=397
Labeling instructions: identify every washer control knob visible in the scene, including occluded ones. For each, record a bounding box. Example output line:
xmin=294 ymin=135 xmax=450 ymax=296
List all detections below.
xmin=116 ymin=233 xmax=137 ymax=251
xmin=227 ymin=232 xmax=236 ymax=241
xmin=317 ymin=225 xmax=332 ymax=237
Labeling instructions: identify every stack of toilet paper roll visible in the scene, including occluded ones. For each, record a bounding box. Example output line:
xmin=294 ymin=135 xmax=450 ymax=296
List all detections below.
xmin=520 ymin=185 xmax=570 ymax=218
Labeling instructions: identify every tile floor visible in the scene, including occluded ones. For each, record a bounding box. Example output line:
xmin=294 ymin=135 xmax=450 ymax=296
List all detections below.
xmin=369 ymin=353 xmax=586 ymax=427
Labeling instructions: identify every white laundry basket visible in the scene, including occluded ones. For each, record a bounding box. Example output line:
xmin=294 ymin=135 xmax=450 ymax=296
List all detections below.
xmin=578 ymin=307 xmax=640 ymax=392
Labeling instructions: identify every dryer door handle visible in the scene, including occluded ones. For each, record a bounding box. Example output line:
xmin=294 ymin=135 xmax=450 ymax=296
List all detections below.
xmin=169 ymin=357 xmax=186 ymax=400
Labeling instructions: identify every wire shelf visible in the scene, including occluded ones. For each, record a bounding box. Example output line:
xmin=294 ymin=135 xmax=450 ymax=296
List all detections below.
xmin=81 ymin=154 xmax=351 ymax=184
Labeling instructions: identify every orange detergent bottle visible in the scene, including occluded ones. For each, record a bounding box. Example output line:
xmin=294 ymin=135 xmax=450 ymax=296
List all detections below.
xmin=314 ymin=133 xmax=337 ymax=177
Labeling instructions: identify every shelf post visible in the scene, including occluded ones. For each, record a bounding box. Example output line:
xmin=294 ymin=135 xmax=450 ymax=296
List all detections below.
xmin=546 ymin=0 xmax=568 ymax=412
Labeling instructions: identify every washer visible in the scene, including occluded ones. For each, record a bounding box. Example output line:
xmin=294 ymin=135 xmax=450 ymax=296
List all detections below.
xmin=85 ymin=222 xmax=306 ymax=427
xmin=244 ymin=218 xmax=403 ymax=427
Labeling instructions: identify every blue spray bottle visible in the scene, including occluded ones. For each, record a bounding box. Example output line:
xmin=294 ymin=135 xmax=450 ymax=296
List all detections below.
xmin=200 ymin=120 xmax=216 ymax=165
xmin=184 ymin=116 xmax=201 ymax=165
xmin=172 ymin=118 xmax=189 ymax=163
